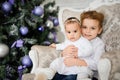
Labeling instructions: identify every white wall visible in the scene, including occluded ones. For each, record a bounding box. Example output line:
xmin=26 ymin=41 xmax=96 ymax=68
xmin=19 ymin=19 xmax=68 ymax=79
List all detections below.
xmin=44 ymin=0 xmax=95 ymax=9
xmin=55 ymin=0 xmax=94 ymax=9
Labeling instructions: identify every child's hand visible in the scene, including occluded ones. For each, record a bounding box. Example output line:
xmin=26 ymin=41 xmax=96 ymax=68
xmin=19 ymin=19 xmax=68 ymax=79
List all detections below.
xmin=64 ymin=57 xmax=77 ymax=67
xmin=71 ymin=48 xmax=78 ymax=58
xmin=62 ymin=45 xmax=78 ymax=57
xmin=64 ymin=57 xmax=87 ymax=66
xmin=49 ymin=43 xmax=56 ymax=48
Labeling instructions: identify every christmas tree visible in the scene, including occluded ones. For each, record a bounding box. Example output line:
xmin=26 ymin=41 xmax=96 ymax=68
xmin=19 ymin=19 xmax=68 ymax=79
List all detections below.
xmin=0 ymin=0 xmax=59 ymax=79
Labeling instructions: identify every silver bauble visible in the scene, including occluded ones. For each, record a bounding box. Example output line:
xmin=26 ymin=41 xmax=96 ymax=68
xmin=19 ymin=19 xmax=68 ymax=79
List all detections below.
xmin=46 ymin=20 xmax=54 ymax=29
xmin=48 ymin=32 xmax=54 ymax=39
xmin=0 ymin=43 xmax=9 ymax=57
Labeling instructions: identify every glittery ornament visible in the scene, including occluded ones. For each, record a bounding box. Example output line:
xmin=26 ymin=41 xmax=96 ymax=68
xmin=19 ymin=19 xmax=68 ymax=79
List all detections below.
xmin=21 ymin=55 xmax=32 ymax=67
xmin=0 ymin=43 xmax=9 ymax=57
xmin=2 ymin=1 xmax=12 ymax=13
xmin=46 ymin=20 xmax=53 ymax=29
xmin=16 ymin=39 xmax=24 ymax=48
xmin=42 ymin=41 xmax=51 ymax=45
xmin=20 ymin=26 xmax=28 ymax=35
xmin=32 ymin=6 xmax=44 ymax=16
xmin=53 ymin=18 xmax=59 ymax=26
xmin=48 ymin=32 xmax=54 ymax=39
xmin=18 ymin=65 xmax=26 ymax=80
xmin=8 ymin=0 xmax=14 ymax=5
xmin=38 ymin=26 xmax=44 ymax=32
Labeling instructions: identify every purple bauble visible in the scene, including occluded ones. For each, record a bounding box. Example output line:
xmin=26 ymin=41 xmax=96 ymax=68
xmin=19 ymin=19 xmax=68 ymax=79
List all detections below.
xmin=18 ymin=65 xmax=23 ymax=80
xmin=22 ymin=55 xmax=32 ymax=67
xmin=18 ymin=65 xmax=23 ymax=70
xmin=43 ymin=41 xmax=51 ymax=45
xmin=2 ymin=1 xmax=12 ymax=13
xmin=32 ymin=6 xmax=44 ymax=16
xmin=20 ymin=26 xmax=28 ymax=35
xmin=8 ymin=0 xmax=14 ymax=5
xmin=38 ymin=26 xmax=44 ymax=32
xmin=16 ymin=39 xmax=24 ymax=48
xmin=53 ymin=18 xmax=59 ymax=26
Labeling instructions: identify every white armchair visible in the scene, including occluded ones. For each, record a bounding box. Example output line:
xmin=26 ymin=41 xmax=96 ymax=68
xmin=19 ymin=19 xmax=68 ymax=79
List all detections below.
xmin=22 ymin=0 xmax=120 ymax=80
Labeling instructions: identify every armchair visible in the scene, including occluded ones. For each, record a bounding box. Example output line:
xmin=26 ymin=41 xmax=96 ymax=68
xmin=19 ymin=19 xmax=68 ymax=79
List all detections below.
xmin=22 ymin=0 xmax=120 ymax=80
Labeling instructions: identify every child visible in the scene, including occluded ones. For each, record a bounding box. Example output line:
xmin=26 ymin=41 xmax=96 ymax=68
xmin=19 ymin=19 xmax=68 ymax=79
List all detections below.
xmin=50 ymin=17 xmax=93 ymax=80
xmin=62 ymin=11 xmax=105 ymax=80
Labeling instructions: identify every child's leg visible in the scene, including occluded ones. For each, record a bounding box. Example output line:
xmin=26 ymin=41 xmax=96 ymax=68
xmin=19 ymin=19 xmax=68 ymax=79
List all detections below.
xmin=62 ymin=74 xmax=77 ymax=80
xmin=77 ymin=66 xmax=93 ymax=80
xmin=52 ymin=72 xmax=66 ymax=80
xmin=80 ymin=78 xmax=91 ymax=80
xmin=98 ymin=58 xmax=111 ymax=80
xmin=52 ymin=73 xmax=77 ymax=80
xmin=77 ymin=73 xmax=91 ymax=80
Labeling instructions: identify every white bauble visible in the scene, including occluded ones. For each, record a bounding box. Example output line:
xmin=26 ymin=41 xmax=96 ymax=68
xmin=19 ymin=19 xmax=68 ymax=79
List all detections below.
xmin=46 ymin=20 xmax=53 ymax=29
xmin=0 ymin=43 xmax=9 ymax=57
xmin=48 ymin=32 xmax=54 ymax=39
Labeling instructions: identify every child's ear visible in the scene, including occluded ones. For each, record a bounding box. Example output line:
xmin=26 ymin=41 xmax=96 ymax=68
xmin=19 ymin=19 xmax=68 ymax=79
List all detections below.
xmin=98 ymin=28 xmax=102 ymax=34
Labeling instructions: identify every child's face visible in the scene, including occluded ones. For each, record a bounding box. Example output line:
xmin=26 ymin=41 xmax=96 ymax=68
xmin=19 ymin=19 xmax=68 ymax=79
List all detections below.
xmin=81 ymin=18 xmax=102 ymax=40
xmin=65 ymin=23 xmax=81 ymax=42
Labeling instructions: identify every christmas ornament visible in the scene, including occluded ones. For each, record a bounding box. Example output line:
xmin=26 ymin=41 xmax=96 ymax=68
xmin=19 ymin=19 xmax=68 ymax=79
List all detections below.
xmin=32 ymin=6 xmax=44 ymax=16
xmin=0 ymin=43 xmax=9 ymax=57
xmin=11 ymin=39 xmax=24 ymax=48
xmin=9 ymin=0 xmax=14 ymax=5
xmin=2 ymin=1 xmax=12 ymax=13
xmin=20 ymin=26 xmax=28 ymax=35
xmin=46 ymin=20 xmax=53 ymax=29
xmin=53 ymin=32 xmax=57 ymax=42
xmin=42 ymin=41 xmax=51 ymax=45
xmin=16 ymin=39 xmax=24 ymax=47
xmin=18 ymin=65 xmax=26 ymax=80
xmin=48 ymin=32 xmax=54 ymax=39
xmin=38 ymin=26 xmax=44 ymax=32
xmin=18 ymin=65 xmax=23 ymax=80
xmin=53 ymin=18 xmax=59 ymax=26
xmin=21 ymin=55 xmax=32 ymax=67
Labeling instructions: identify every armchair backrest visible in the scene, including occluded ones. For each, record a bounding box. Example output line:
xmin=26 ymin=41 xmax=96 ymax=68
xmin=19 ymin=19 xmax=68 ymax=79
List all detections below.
xmin=58 ymin=0 xmax=120 ymax=52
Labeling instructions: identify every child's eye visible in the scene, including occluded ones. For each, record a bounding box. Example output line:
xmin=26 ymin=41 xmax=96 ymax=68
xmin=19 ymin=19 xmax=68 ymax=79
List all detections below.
xmin=91 ymin=27 xmax=95 ymax=30
xmin=67 ymin=31 xmax=71 ymax=33
xmin=74 ymin=30 xmax=77 ymax=33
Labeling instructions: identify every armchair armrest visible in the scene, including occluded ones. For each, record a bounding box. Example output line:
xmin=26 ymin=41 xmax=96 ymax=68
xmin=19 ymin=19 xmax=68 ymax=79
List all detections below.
xmin=98 ymin=50 xmax=120 ymax=80
xmin=29 ymin=45 xmax=60 ymax=73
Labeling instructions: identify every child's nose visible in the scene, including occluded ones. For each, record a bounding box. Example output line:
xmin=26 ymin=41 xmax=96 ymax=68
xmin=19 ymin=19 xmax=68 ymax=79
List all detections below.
xmin=86 ymin=29 xmax=90 ymax=33
xmin=71 ymin=33 xmax=74 ymax=36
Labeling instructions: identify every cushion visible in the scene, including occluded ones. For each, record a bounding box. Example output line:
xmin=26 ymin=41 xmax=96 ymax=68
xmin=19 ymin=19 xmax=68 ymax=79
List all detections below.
xmin=96 ymin=3 xmax=120 ymax=52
